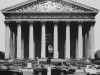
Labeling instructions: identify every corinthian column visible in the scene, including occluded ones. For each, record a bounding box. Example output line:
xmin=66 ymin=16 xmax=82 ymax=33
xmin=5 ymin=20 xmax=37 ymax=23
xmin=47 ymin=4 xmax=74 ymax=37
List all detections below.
xmin=53 ymin=22 xmax=58 ymax=58
xmin=17 ymin=21 xmax=22 ymax=59
xmin=65 ymin=22 xmax=70 ymax=59
xmin=41 ymin=21 xmax=46 ymax=58
xmin=78 ymin=22 xmax=83 ymax=59
xmin=90 ymin=22 xmax=95 ymax=59
xmin=10 ymin=30 xmax=13 ymax=59
xmin=5 ymin=21 xmax=10 ymax=59
xmin=12 ymin=32 xmax=15 ymax=59
xmin=85 ymin=33 xmax=88 ymax=59
xmin=76 ymin=38 xmax=78 ymax=59
xmin=21 ymin=38 xmax=24 ymax=59
xmin=29 ymin=21 xmax=35 ymax=59
xmin=87 ymin=31 xmax=91 ymax=59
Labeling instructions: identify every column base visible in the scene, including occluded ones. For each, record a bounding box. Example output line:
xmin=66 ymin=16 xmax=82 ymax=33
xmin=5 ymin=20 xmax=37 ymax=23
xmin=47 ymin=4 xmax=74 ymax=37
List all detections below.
xmin=65 ymin=58 xmax=70 ymax=60
xmin=54 ymin=52 xmax=58 ymax=59
xmin=5 ymin=57 xmax=9 ymax=60
xmin=29 ymin=58 xmax=35 ymax=60
xmin=16 ymin=57 xmax=22 ymax=60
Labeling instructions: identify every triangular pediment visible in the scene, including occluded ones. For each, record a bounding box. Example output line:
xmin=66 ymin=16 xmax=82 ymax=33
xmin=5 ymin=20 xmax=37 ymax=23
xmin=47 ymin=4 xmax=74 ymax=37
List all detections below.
xmin=1 ymin=0 xmax=99 ymax=13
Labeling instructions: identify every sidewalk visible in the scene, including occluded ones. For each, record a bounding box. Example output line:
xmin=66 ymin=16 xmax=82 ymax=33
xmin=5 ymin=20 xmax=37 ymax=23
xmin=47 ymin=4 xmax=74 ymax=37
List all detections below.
xmin=76 ymin=69 xmax=84 ymax=72
xmin=19 ymin=69 xmax=84 ymax=73
xmin=19 ymin=69 xmax=33 ymax=72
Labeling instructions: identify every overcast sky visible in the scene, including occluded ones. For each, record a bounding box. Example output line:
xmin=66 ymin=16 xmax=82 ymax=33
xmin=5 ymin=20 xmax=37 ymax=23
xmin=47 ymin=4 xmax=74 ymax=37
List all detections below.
xmin=0 ymin=0 xmax=100 ymax=52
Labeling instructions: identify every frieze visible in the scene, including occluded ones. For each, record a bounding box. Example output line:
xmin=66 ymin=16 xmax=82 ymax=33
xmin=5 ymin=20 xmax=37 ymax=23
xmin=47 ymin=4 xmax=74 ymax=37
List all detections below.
xmin=5 ymin=19 xmax=95 ymax=22
xmin=8 ymin=0 xmax=92 ymax=12
xmin=5 ymin=14 xmax=94 ymax=19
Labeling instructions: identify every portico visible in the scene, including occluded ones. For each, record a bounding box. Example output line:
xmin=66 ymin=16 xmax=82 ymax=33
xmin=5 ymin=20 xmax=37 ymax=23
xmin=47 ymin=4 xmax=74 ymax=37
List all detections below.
xmin=1 ymin=0 xmax=99 ymax=59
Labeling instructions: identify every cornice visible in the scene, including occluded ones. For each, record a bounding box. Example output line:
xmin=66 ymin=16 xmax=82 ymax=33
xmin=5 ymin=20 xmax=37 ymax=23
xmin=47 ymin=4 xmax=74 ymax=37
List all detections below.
xmin=2 ymin=11 xmax=98 ymax=14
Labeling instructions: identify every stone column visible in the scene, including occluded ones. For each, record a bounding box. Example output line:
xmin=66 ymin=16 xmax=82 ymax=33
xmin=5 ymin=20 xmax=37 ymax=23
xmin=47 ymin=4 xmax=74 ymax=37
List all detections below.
xmin=85 ymin=33 xmax=88 ymax=59
xmin=90 ymin=23 xmax=95 ymax=59
xmin=65 ymin=22 xmax=70 ymax=59
xmin=76 ymin=38 xmax=78 ymax=59
xmin=29 ymin=22 xmax=35 ymax=59
xmin=12 ymin=32 xmax=15 ymax=59
xmin=10 ymin=30 xmax=13 ymax=59
xmin=78 ymin=22 xmax=83 ymax=59
xmin=21 ymin=38 xmax=24 ymax=59
xmin=87 ymin=31 xmax=91 ymax=59
xmin=41 ymin=21 xmax=46 ymax=58
xmin=53 ymin=22 xmax=58 ymax=58
xmin=5 ymin=21 xmax=10 ymax=59
xmin=17 ymin=21 xmax=22 ymax=59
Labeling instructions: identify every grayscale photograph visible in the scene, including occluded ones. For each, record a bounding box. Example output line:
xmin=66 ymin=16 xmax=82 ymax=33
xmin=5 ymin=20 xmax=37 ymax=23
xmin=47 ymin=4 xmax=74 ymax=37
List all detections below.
xmin=0 ymin=0 xmax=100 ymax=75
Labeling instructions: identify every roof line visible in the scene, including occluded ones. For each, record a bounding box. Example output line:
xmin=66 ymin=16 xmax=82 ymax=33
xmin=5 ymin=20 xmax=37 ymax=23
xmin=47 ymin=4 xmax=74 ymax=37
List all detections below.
xmin=1 ymin=0 xmax=36 ymax=12
xmin=65 ymin=0 xmax=99 ymax=12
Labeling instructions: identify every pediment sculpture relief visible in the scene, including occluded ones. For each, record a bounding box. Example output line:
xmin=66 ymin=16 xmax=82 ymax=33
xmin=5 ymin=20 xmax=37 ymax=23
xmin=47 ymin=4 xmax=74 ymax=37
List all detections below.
xmin=12 ymin=1 xmax=87 ymax=12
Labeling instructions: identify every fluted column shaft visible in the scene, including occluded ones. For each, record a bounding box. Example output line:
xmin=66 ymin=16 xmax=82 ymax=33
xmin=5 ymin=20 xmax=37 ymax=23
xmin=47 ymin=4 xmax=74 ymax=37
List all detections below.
xmin=5 ymin=22 xmax=10 ymax=59
xmin=17 ymin=22 xmax=22 ymax=59
xmin=90 ymin=24 xmax=95 ymax=59
xmin=78 ymin=23 xmax=83 ymax=59
xmin=85 ymin=33 xmax=88 ymax=59
xmin=53 ymin=22 xmax=58 ymax=58
xmin=65 ymin=22 xmax=70 ymax=59
xmin=87 ymin=32 xmax=91 ymax=59
xmin=29 ymin=22 xmax=35 ymax=59
xmin=21 ymin=38 xmax=24 ymax=59
xmin=41 ymin=22 xmax=46 ymax=58
xmin=12 ymin=32 xmax=15 ymax=59
xmin=10 ymin=31 xmax=13 ymax=59
xmin=76 ymin=38 xmax=78 ymax=59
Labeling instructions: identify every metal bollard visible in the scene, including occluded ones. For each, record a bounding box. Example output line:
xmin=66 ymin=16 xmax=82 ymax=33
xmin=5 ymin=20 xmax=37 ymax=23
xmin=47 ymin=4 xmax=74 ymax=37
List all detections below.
xmin=47 ymin=65 xmax=51 ymax=75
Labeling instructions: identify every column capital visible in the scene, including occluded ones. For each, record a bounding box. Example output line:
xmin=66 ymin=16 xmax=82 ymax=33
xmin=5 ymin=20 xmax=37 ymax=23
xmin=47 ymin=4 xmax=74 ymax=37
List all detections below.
xmin=41 ymin=21 xmax=46 ymax=24
xmin=90 ymin=21 xmax=96 ymax=26
xmin=41 ymin=20 xmax=46 ymax=24
xmin=16 ymin=21 xmax=22 ymax=23
xmin=4 ymin=21 xmax=10 ymax=25
xmin=16 ymin=21 xmax=22 ymax=26
xmin=77 ymin=21 xmax=84 ymax=26
xmin=28 ymin=21 xmax=34 ymax=26
xmin=53 ymin=21 xmax=59 ymax=25
xmin=28 ymin=21 xmax=34 ymax=24
xmin=65 ymin=21 xmax=71 ymax=25
xmin=78 ymin=21 xmax=84 ymax=24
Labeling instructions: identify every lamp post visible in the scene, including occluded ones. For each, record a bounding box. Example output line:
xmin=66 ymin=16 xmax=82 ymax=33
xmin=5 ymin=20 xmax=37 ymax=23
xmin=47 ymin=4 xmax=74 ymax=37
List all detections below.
xmin=46 ymin=33 xmax=53 ymax=75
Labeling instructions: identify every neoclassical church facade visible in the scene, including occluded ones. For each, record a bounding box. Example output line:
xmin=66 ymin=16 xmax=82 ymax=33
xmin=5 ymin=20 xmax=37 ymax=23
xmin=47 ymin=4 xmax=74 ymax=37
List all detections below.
xmin=1 ymin=0 xmax=99 ymax=59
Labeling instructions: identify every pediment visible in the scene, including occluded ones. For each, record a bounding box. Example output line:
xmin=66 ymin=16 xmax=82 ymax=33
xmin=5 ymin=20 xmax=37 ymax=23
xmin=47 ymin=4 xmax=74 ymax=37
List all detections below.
xmin=1 ymin=0 xmax=99 ymax=13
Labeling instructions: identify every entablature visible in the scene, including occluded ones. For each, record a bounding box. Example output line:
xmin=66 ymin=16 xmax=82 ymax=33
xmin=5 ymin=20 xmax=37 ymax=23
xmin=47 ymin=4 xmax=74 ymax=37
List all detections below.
xmin=4 ymin=12 xmax=96 ymax=19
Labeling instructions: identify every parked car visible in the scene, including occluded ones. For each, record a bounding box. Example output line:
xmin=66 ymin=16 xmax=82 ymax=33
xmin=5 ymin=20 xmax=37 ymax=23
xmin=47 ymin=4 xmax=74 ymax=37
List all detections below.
xmin=83 ymin=64 xmax=100 ymax=75
xmin=64 ymin=60 xmax=76 ymax=74
xmin=0 ymin=65 xmax=23 ymax=75
xmin=33 ymin=58 xmax=75 ymax=75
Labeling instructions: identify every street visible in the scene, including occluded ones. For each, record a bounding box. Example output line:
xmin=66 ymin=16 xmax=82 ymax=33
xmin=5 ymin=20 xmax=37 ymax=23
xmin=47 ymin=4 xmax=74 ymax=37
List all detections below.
xmin=20 ymin=69 xmax=86 ymax=75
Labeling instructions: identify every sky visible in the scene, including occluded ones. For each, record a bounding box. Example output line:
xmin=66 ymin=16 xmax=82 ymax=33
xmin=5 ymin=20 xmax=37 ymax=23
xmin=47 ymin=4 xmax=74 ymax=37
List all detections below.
xmin=0 ymin=0 xmax=100 ymax=52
